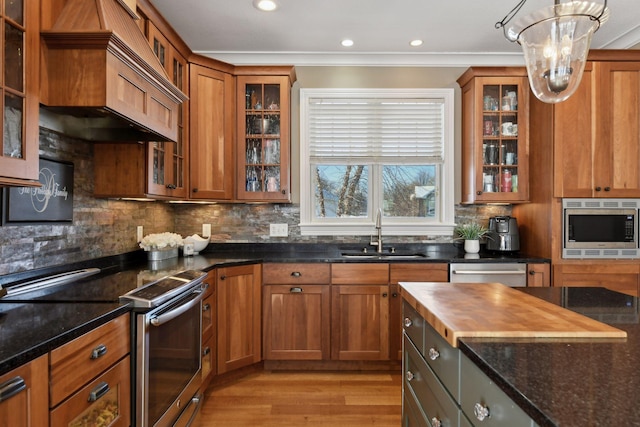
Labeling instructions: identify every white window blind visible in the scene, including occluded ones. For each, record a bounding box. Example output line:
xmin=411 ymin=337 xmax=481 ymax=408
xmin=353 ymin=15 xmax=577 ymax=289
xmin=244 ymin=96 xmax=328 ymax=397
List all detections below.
xmin=308 ymin=97 xmax=445 ymax=162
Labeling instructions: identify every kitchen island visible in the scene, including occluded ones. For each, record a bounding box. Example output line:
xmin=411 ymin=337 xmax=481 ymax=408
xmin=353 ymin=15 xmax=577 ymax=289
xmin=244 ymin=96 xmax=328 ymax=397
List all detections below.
xmin=401 ymin=283 xmax=639 ymax=426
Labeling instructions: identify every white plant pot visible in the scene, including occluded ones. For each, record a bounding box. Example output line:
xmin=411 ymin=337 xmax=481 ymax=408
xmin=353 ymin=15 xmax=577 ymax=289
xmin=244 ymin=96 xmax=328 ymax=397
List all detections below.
xmin=464 ymin=239 xmax=480 ymax=254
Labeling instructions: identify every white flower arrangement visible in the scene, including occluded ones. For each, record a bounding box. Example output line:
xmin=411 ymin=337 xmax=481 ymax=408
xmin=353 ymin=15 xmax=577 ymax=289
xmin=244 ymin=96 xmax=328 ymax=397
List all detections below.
xmin=139 ymin=232 xmax=184 ymax=251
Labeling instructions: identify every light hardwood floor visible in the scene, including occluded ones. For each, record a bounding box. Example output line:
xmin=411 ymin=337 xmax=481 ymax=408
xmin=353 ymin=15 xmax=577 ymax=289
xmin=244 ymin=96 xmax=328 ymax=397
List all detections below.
xmin=199 ymin=371 xmax=402 ymax=427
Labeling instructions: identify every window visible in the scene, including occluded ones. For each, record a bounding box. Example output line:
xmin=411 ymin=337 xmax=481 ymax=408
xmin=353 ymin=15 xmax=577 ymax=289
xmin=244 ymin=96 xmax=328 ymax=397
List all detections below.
xmin=300 ymin=88 xmax=455 ymax=236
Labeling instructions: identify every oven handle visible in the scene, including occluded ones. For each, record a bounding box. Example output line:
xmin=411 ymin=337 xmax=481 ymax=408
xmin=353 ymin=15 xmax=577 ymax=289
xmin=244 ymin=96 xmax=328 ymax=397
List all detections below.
xmin=451 ymin=270 xmax=526 ymax=275
xmin=150 ymin=288 xmax=204 ymax=327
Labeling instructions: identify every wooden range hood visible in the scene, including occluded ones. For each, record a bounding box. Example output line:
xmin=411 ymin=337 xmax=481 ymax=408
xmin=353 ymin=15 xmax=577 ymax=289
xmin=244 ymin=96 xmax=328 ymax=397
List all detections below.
xmin=41 ymin=0 xmax=187 ymax=142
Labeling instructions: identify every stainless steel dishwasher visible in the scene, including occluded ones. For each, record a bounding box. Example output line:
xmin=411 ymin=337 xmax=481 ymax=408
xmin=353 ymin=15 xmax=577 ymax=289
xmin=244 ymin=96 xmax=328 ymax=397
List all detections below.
xmin=449 ymin=263 xmax=527 ymax=287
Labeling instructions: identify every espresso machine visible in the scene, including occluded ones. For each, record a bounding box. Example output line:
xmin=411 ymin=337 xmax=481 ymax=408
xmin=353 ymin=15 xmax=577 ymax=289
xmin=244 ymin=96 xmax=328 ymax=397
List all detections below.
xmin=486 ymin=216 xmax=520 ymax=252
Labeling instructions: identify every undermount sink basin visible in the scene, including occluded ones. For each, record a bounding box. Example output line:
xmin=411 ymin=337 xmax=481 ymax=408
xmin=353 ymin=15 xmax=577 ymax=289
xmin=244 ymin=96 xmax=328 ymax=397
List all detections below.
xmin=341 ymin=252 xmax=428 ymax=259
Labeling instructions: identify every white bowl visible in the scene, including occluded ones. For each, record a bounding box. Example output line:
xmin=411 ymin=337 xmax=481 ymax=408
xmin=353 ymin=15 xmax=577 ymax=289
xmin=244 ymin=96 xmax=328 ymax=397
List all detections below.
xmin=184 ymin=234 xmax=210 ymax=254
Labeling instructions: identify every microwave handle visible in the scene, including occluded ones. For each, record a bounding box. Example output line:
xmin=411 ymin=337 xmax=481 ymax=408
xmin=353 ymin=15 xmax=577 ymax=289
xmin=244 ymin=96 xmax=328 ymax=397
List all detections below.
xmin=150 ymin=289 xmax=204 ymax=327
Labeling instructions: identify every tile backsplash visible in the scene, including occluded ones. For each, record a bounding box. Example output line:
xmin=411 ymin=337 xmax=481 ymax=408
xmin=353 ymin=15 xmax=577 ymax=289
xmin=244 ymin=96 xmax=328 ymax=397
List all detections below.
xmin=0 ymin=128 xmax=510 ymax=275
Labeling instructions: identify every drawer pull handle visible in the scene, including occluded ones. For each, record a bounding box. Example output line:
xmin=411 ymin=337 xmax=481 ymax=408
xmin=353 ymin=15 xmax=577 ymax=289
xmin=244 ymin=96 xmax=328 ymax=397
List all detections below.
xmin=203 ymin=303 xmax=211 ymax=312
xmin=291 ymin=271 xmax=302 ymax=277
xmin=203 ymin=346 xmax=211 ymax=356
xmin=405 ymin=371 xmax=414 ymax=382
xmin=0 ymin=376 xmax=26 ymax=403
xmin=91 ymin=344 xmax=108 ymax=360
xmin=428 ymin=347 xmax=440 ymax=361
xmin=88 ymin=381 xmax=110 ymax=402
xmin=290 ymin=287 xmax=303 ymax=293
xmin=473 ymin=402 xmax=490 ymax=421
xmin=403 ymin=317 xmax=413 ymax=327
xmin=431 ymin=417 xmax=442 ymax=427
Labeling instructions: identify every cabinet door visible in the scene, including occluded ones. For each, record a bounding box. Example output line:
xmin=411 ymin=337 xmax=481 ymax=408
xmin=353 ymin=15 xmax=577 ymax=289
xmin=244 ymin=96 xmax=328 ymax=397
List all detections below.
xmin=190 ymin=64 xmax=235 ymax=200
xmin=553 ymin=65 xmax=597 ymax=198
xmin=331 ymin=284 xmax=390 ymax=360
xmin=263 ymin=284 xmax=330 ymax=360
xmin=236 ymin=75 xmax=291 ymax=202
xmin=526 ymin=263 xmax=550 ymax=287
xmin=0 ymin=0 xmax=39 ymax=185
xmin=595 ymin=61 xmax=640 ymax=198
xmin=553 ymin=263 xmax=639 ymax=297
xmin=459 ymin=70 xmax=529 ymax=204
xmin=0 ymin=354 xmax=48 ymax=427
xmin=216 ymin=264 xmax=262 ymax=374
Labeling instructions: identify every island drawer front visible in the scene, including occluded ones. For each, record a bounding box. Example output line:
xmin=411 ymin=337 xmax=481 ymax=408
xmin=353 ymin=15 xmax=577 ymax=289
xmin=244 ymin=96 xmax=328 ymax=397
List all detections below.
xmin=424 ymin=320 xmax=460 ymax=401
xmin=263 ymin=263 xmax=331 ymax=284
xmin=403 ymin=387 xmax=430 ymax=427
xmin=50 ymin=313 xmax=131 ymax=407
xmin=404 ymin=335 xmax=459 ymax=427
xmin=402 ymin=301 xmax=424 ymax=352
xmin=460 ymin=355 xmax=535 ymax=427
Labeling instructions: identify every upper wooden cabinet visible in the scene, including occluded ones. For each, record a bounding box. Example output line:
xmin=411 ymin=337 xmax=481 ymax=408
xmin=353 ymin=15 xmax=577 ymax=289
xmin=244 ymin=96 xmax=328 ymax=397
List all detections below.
xmin=189 ymin=63 xmax=236 ymax=200
xmin=458 ymin=67 xmax=530 ymax=204
xmin=236 ymin=70 xmax=295 ymax=202
xmin=0 ymin=0 xmax=39 ymax=186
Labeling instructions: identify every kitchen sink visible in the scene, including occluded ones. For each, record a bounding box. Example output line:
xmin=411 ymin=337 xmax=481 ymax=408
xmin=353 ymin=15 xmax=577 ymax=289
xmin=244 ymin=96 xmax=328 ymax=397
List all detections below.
xmin=341 ymin=252 xmax=428 ymax=259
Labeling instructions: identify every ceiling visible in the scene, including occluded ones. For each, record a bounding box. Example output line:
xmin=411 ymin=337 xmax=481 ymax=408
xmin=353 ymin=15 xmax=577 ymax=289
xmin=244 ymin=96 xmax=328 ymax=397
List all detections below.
xmin=150 ymin=0 xmax=640 ymax=67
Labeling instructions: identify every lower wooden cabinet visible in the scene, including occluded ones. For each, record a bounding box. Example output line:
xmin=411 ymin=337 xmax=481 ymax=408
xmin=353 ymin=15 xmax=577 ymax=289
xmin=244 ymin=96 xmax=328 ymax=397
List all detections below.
xmin=200 ymin=271 xmax=216 ymax=391
xmin=216 ymin=263 xmax=262 ymax=374
xmin=0 ymin=354 xmax=48 ymax=427
xmin=554 ymin=263 xmax=640 ymax=296
xmin=526 ymin=263 xmax=550 ymax=287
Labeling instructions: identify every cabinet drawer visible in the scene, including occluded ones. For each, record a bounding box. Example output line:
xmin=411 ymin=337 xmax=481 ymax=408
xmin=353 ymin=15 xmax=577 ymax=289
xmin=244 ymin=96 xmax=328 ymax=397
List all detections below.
xmin=391 ymin=263 xmax=449 ymax=283
xmin=402 ymin=301 xmax=424 ymax=352
xmin=403 ymin=387 xmax=429 ymax=427
xmin=50 ymin=356 xmax=131 ymax=427
xmin=331 ymin=263 xmax=389 ymax=285
xmin=460 ymin=355 xmax=534 ymax=427
xmin=424 ymin=321 xmax=460 ymax=402
xmin=263 ymin=263 xmax=331 ymax=284
xmin=50 ymin=314 xmax=130 ymax=407
xmin=202 ymin=291 xmax=216 ymax=343
xmin=404 ymin=335 xmax=459 ymax=427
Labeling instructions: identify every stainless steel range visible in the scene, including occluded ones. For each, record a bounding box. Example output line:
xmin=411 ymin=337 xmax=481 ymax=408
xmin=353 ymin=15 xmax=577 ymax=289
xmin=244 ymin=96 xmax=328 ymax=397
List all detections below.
xmin=120 ymin=270 xmax=207 ymax=427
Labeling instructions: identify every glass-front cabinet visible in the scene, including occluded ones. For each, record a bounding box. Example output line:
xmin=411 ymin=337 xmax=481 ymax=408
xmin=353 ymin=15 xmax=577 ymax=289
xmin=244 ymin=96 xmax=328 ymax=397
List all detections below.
xmin=236 ymin=73 xmax=293 ymax=202
xmin=457 ymin=68 xmax=529 ymax=204
xmin=0 ymin=0 xmax=39 ymax=186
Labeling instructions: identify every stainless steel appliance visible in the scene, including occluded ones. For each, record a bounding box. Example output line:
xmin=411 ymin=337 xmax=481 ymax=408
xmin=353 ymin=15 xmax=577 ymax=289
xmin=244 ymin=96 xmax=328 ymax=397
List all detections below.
xmin=486 ymin=216 xmax=520 ymax=252
xmin=563 ymin=198 xmax=640 ymax=259
xmin=120 ymin=270 xmax=207 ymax=427
xmin=449 ymin=263 xmax=527 ymax=287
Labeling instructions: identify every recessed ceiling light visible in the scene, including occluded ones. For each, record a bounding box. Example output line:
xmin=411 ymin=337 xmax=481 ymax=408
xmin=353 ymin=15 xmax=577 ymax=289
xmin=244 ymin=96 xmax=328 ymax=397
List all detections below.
xmin=253 ymin=0 xmax=277 ymax=12
xmin=341 ymin=39 xmax=354 ymax=47
xmin=410 ymin=39 xmax=423 ymax=47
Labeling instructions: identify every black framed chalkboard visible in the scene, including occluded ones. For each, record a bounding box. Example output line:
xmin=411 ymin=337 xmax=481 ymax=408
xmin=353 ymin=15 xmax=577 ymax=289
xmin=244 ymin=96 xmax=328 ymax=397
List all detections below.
xmin=1 ymin=158 xmax=74 ymax=225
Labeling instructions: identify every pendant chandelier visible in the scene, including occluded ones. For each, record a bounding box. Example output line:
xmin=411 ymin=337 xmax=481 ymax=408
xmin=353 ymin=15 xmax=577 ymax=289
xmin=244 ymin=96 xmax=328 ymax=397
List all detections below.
xmin=497 ymin=0 xmax=609 ymax=103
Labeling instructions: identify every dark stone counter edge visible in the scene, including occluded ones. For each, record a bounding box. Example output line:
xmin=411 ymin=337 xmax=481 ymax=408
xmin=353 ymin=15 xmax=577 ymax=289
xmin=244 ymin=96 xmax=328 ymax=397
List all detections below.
xmin=458 ymin=341 xmax=556 ymax=427
xmin=0 ymin=304 xmax=131 ymax=377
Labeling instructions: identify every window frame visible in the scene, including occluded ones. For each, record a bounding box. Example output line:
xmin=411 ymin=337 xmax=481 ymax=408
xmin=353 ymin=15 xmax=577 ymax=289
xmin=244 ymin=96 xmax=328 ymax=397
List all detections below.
xmin=299 ymin=88 xmax=455 ymax=236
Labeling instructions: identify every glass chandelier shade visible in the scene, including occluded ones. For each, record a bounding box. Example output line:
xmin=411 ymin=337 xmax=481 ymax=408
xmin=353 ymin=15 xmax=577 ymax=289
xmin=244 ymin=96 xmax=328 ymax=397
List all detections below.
xmin=505 ymin=1 xmax=609 ymax=103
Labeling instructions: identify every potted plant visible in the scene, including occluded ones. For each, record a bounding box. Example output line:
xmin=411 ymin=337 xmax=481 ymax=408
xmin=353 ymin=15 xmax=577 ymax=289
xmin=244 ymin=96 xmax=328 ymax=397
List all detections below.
xmin=454 ymin=222 xmax=490 ymax=254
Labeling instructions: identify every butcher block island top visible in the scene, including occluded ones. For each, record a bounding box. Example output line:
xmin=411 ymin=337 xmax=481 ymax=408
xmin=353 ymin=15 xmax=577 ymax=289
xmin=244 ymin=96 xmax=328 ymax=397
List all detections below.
xmin=400 ymin=282 xmax=626 ymax=347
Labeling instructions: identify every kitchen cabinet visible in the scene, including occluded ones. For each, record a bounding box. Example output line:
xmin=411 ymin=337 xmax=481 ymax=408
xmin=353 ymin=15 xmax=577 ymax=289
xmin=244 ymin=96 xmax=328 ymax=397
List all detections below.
xmin=49 ymin=313 xmax=131 ymax=427
xmin=216 ymin=263 xmax=262 ymax=374
xmin=457 ymin=68 xmax=530 ymax=204
xmin=526 ymin=263 xmax=550 ymax=287
xmin=200 ymin=271 xmax=216 ymax=392
xmin=0 ymin=354 xmax=48 ymax=427
xmin=331 ymin=263 xmax=390 ymax=361
xmin=553 ymin=263 xmax=639 ymax=297
xmin=189 ymin=62 xmax=236 ymax=200
xmin=389 ymin=263 xmax=448 ymax=361
xmin=554 ymin=61 xmax=640 ymax=198
xmin=235 ymin=69 xmax=295 ymax=202
xmin=0 ymin=0 xmax=39 ymax=186
xmin=262 ymin=263 xmax=331 ymax=360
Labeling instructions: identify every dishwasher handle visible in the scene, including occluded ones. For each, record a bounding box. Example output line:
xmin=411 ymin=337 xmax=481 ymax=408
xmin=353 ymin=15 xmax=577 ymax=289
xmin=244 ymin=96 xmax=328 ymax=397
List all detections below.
xmin=451 ymin=269 xmax=526 ymax=275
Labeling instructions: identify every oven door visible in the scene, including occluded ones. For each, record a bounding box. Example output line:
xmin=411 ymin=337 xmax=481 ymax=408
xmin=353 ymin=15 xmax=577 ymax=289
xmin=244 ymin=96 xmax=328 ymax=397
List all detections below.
xmin=136 ymin=286 xmax=204 ymax=427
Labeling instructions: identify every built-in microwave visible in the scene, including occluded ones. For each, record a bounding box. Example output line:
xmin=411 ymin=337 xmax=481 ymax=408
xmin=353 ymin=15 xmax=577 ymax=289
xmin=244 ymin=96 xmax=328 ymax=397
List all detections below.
xmin=563 ymin=198 xmax=640 ymax=259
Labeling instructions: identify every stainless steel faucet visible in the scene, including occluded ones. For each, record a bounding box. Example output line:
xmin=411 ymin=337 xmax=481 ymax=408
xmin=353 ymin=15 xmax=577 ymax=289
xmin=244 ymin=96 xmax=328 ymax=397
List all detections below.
xmin=370 ymin=208 xmax=383 ymax=253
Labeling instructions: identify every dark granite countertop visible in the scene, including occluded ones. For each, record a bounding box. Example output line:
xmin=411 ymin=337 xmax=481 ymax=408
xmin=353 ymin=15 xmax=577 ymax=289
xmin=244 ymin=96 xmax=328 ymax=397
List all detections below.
xmin=0 ymin=242 xmax=548 ymax=377
xmin=459 ymin=287 xmax=640 ymax=427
